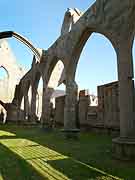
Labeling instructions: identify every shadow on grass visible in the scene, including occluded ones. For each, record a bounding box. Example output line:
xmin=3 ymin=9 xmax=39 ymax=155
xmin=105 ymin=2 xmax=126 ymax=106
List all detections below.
xmin=0 ymin=125 xmax=135 ymax=180
xmin=0 ymin=143 xmax=44 ymax=180
xmin=47 ymin=158 xmax=117 ymax=180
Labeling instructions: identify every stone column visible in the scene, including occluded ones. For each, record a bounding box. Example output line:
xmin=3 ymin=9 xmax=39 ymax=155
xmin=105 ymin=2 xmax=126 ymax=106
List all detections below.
xmin=112 ymin=40 xmax=135 ymax=160
xmin=24 ymin=95 xmax=29 ymax=120
xmin=64 ymin=80 xmax=79 ymax=137
xmin=112 ymin=83 xmax=119 ymax=129
xmin=41 ymin=87 xmax=54 ymax=129
xmin=30 ymin=87 xmax=37 ymax=121
xmin=118 ymin=43 xmax=134 ymax=137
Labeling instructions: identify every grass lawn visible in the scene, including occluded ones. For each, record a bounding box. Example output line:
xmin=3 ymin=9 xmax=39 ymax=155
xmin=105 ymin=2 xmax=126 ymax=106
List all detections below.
xmin=0 ymin=125 xmax=134 ymax=180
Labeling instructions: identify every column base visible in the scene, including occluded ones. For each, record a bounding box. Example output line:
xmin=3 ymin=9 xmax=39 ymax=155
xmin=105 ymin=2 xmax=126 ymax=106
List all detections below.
xmin=112 ymin=137 xmax=135 ymax=161
xmin=62 ymin=129 xmax=80 ymax=139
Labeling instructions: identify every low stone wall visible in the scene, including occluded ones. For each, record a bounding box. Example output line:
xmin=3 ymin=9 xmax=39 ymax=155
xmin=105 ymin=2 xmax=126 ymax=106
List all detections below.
xmin=54 ymin=82 xmax=120 ymax=132
xmin=54 ymin=95 xmax=65 ymax=126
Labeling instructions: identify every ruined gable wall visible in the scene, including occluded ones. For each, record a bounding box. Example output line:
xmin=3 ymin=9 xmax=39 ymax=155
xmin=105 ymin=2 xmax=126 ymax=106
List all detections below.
xmin=0 ymin=39 xmax=26 ymax=103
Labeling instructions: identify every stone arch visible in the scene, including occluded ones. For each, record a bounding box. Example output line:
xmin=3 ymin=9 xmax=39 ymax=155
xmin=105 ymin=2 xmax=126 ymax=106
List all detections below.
xmin=63 ymin=20 xmax=135 ymax=140
xmin=0 ymin=66 xmax=9 ymax=102
xmin=0 ymin=31 xmax=41 ymax=61
xmin=30 ymin=70 xmax=43 ymax=121
xmin=0 ymin=65 xmax=9 ymax=79
xmin=63 ymin=29 xmax=117 ymax=130
xmin=75 ymin=32 xmax=117 ymax=94
xmin=66 ymin=29 xmax=116 ymax=80
xmin=74 ymin=32 xmax=118 ymax=129
xmin=0 ymin=66 xmax=9 ymax=121
xmin=19 ymin=80 xmax=31 ymax=120
xmin=41 ymin=58 xmax=65 ymax=127
xmin=0 ymin=33 xmax=42 ymax=105
xmin=36 ymin=76 xmax=43 ymax=121
xmin=48 ymin=60 xmax=65 ymax=89
xmin=46 ymin=58 xmax=64 ymax=84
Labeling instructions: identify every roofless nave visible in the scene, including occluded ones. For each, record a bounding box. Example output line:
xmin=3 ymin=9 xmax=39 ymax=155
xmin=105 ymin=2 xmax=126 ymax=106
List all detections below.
xmin=0 ymin=0 xmax=135 ymax=160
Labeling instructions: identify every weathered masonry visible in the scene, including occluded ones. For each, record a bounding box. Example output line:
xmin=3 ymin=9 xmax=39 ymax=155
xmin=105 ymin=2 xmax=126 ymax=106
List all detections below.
xmin=0 ymin=0 xmax=135 ymax=160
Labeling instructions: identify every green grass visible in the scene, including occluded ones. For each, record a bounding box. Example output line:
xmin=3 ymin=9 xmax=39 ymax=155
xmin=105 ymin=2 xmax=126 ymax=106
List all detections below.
xmin=0 ymin=125 xmax=134 ymax=180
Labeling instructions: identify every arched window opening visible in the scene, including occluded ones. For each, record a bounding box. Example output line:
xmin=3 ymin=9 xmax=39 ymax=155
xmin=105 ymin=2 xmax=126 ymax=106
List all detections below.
xmin=132 ymin=38 xmax=135 ymax=81
xmin=45 ymin=60 xmax=65 ymax=127
xmin=0 ymin=105 xmax=7 ymax=124
xmin=20 ymin=97 xmax=24 ymax=110
xmin=76 ymin=32 xmax=117 ymax=105
xmin=36 ymin=77 xmax=43 ymax=121
xmin=48 ymin=60 xmax=64 ymax=89
xmin=0 ymin=66 xmax=9 ymax=80
xmin=0 ymin=66 xmax=9 ymax=101
xmin=55 ymin=83 xmax=65 ymax=91
xmin=132 ymin=38 xmax=135 ymax=113
xmin=75 ymin=32 xmax=118 ymax=129
xmin=52 ymin=83 xmax=66 ymax=108
xmin=48 ymin=60 xmax=65 ymax=107
xmin=28 ymin=85 xmax=32 ymax=110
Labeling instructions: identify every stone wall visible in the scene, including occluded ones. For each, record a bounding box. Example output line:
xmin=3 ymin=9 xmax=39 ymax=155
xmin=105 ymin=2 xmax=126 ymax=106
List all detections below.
xmin=87 ymin=106 xmax=98 ymax=126
xmin=78 ymin=90 xmax=90 ymax=126
xmin=54 ymin=95 xmax=65 ymax=126
xmin=0 ymin=39 xmax=26 ymax=103
xmin=53 ymin=81 xmax=120 ymax=130
xmin=97 ymin=81 xmax=119 ymax=129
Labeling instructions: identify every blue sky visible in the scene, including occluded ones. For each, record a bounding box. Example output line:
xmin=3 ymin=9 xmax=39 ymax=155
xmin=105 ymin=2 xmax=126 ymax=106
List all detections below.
xmin=0 ymin=0 xmax=134 ymax=94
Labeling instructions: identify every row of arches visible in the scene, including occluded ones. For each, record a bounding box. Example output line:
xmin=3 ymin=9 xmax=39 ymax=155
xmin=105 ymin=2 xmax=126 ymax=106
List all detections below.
xmin=19 ymin=32 xmax=129 ymax=127
xmin=3 ymin=33 xmax=135 ymax=100
xmin=14 ymin=58 xmax=65 ymax=124
xmin=20 ymin=76 xmax=43 ymax=121
xmin=1 ymin=32 xmax=135 ymax=128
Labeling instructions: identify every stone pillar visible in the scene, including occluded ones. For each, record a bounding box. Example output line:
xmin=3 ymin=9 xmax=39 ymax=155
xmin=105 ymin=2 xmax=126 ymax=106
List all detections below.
xmin=30 ymin=87 xmax=37 ymax=121
xmin=24 ymin=95 xmax=29 ymax=120
xmin=64 ymin=80 xmax=79 ymax=137
xmin=6 ymin=104 xmax=18 ymax=123
xmin=112 ymin=40 xmax=135 ymax=160
xmin=41 ymin=87 xmax=54 ymax=129
xmin=12 ymin=84 xmax=23 ymax=121
xmin=118 ymin=43 xmax=134 ymax=137
xmin=112 ymin=83 xmax=119 ymax=129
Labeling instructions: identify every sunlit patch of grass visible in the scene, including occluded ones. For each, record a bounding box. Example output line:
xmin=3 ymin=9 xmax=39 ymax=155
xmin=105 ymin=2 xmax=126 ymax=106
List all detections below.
xmin=0 ymin=130 xmax=16 ymax=137
xmin=0 ymin=172 xmax=4 ymax=180
xmin=0 ymin=138 xmax=69 ymax=180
